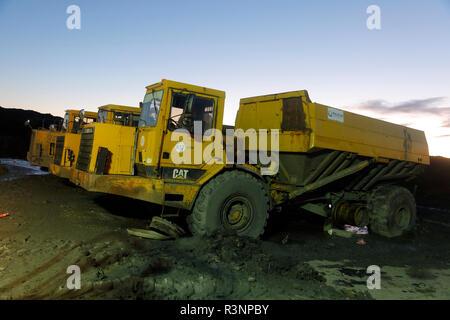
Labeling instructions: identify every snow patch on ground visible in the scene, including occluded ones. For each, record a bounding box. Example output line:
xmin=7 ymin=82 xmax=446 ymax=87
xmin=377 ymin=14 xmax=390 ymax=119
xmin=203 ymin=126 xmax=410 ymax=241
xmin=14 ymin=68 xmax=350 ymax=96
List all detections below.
xmin=0 ymin=158 xmax=48 ymax=182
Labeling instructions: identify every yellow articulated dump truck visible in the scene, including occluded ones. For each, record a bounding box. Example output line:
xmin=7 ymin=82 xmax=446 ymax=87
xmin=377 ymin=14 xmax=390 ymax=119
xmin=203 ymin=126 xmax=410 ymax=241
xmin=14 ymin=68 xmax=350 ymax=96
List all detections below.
xmin=49 ymin=105 xmax=140 ymax=179
xmin=70 ymin=80 xmax=429 ymax=238
xmin=74 ymin=105 xmax=142 ymax=176
xmin=27 ymin=125 xmax=62 ymax=168
xmin=27 ymin=109 xmax=97 ymax=169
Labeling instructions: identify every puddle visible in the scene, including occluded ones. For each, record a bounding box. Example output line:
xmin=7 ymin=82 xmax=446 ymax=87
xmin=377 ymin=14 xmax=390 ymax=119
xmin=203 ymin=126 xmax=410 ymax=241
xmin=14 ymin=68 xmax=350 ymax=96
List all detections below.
xmin=0 ymin=158 xmax=49 ymax=182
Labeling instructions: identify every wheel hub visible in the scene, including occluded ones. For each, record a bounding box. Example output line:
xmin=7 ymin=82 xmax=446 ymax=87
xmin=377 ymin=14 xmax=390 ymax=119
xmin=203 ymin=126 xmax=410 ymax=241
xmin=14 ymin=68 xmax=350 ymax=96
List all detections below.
xmin=394 ymin=207 xmax=411 ymax=229
xmin=221 ymin=195 xmax=253 ymax=232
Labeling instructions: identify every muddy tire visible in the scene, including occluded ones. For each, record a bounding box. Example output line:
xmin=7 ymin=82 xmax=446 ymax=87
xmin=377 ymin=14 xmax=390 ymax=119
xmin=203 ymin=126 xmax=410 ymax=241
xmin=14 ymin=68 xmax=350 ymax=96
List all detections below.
xmin=368 ymin=185 xmax=416 ymax=238
xmin=187 ymin=171 xmax=270 ymax=239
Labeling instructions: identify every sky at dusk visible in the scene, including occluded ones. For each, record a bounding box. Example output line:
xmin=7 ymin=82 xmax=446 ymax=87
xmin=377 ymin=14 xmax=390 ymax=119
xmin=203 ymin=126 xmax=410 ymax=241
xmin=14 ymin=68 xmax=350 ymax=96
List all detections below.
xmin=0 ymin=0 xmax=449 ymax=157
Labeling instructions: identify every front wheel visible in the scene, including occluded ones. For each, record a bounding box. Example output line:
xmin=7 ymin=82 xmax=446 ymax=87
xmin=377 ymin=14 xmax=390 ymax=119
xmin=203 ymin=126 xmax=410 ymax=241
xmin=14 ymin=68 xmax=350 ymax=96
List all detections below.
xmin=187 ymin=171 xmax=270 ymax=239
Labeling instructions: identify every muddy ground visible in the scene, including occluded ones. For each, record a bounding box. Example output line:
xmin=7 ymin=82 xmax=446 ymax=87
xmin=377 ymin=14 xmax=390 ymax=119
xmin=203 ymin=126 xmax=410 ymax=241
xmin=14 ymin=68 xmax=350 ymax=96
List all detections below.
xmin=0 ymin=163 xmax=449 ymax=300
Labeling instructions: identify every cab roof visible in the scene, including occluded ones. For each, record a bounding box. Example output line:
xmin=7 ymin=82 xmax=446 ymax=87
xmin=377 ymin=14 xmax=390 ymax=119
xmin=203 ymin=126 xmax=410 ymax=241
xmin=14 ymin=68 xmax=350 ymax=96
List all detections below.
xmin=64 ymin=109 xmax=98 ymax=118
xmin=145 ymin=79 xmax=226 ymax=98
xmin=98 ymin=104 xmax=141 ymax=114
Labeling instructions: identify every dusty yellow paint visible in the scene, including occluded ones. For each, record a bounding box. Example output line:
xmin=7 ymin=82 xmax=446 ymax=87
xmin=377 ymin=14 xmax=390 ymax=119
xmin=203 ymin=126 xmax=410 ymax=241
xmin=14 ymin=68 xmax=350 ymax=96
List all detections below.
xmin=82 ymin=123 xmax=137 ymax=175
xmin=97 ymin=104 xmax=141 ymax=126
xmin=69 ymin=81 xmax=430 ymax=213
xmin=27 ymin=130 xmax=63 ymax=168
xmin=70 ymin=80 xmax=228 ymax=209
xmin=63 ymin=109 xmax=97 ymax=133
xmin=71 ymin=168 xmax=165 ymax=206
xmin=50 ymin=106 xmax=140 ymax=178
xmin=27 ymin=109 xmax=95 ymax=168
xmin=236 ymin=90 xmax=429 ymax=165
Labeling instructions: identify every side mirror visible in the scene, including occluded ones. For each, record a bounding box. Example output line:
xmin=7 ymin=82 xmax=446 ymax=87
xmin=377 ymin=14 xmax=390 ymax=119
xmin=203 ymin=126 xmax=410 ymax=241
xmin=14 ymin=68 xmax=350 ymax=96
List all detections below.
xmin=79 ymin=109 xmax=86 ymax=118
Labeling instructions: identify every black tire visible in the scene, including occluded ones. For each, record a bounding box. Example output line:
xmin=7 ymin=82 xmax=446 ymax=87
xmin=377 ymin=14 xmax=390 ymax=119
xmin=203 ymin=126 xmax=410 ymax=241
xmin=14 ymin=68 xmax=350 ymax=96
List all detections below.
xmin=368 ymin=185 xmax=416 ymax=238
xmin=187 ymin=170 xmax=270 ymax=239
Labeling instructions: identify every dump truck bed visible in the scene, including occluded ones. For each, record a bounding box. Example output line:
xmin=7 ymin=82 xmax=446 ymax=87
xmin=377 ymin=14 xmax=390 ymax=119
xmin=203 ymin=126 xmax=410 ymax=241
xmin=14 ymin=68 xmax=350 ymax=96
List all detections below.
xmin=237 ymin=91 xmax=429 ymax=165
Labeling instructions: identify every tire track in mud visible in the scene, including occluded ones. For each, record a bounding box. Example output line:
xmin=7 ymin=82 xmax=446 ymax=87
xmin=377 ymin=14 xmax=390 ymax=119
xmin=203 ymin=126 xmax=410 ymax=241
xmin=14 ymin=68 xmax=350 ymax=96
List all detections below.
xmin=19 ymin=243 xmax=114 ymax=299
xmin=0 ymin=232 xmax=119 ymax=299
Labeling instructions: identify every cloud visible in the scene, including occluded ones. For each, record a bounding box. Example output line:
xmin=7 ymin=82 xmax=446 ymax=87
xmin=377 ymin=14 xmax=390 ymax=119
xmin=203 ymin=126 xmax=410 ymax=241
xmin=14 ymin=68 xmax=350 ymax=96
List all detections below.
xmin=354 ymin=97 xmax=450 ymax=116
xmin=441 ymin=120 xmax=450 ymax=128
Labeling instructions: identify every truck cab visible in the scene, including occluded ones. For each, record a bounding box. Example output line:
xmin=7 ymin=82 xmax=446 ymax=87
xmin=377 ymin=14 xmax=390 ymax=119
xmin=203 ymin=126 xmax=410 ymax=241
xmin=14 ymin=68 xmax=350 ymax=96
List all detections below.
xmin=135 ymin=80 xmax=226 ymax=180
xmin=27 ymin=109 xmax=96 ymax=169
xmin=51 ymin=106 xmax=140 ymax=179
xmin=74 ymin=105 xmax=142 ymax=176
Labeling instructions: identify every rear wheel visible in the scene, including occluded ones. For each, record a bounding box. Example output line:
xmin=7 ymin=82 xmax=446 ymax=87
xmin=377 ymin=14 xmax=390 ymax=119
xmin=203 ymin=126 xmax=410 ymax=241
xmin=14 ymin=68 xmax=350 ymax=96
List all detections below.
xmin=187 ymin=171 xmax=270 ymax=239
xmin=368 ymin=185 xmax=416 ymax=238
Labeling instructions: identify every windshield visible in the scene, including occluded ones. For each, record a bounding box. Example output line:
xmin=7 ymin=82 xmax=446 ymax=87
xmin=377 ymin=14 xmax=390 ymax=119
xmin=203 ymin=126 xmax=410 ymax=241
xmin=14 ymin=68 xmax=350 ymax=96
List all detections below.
xmin=98 ymin=110 xmax=108 ymax=123
xmin=63 ymin=113 xmax=69 ymax=130
xmin=139 ymin=89 xmax=164 ymax=127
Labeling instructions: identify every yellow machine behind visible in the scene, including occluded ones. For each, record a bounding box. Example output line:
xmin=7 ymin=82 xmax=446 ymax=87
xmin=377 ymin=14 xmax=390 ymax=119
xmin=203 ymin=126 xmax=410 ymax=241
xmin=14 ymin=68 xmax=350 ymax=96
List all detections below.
xmin=76 ymin=104 xmax=141 ymax=176
xmin=27 ymin=109 xmax=97 ymax=169
xmin=27 ymin=127 xmax=62 ymax=168
xmin=50 ymin=105 xmax=140 ymax=179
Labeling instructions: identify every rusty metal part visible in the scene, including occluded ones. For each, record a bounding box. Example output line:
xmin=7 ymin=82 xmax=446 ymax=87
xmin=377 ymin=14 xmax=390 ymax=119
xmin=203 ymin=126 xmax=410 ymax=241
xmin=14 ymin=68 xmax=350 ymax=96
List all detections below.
xmin=150 ymin=216 xmax=185 ymax=238
xmin=281 ymin=97 xmax=306 ymax=131
xmin=333 ymin=202 xmax=369 ymax=227
xmin=127 ymin=217 xmax=185 ymax=240
xmin=126 ymin=228 xmax=171 ymax=240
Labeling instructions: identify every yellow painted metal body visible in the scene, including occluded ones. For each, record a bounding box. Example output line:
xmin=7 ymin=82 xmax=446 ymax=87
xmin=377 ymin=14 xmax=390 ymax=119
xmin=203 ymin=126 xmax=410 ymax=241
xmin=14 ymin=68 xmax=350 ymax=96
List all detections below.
xmin=28 ymin=109 xmax=96 ymax=168
xmin=135 ymin=80 xmax=225 ymax=169
xmin=236 ymin=90 xmax=429 ymax=165
xmin=48 ymin=132 xmax=81 ymax=178
xmin=27 ymin=129 xmax=63 ymax=168
xmin=70 ymin=80 xmax=228 ymax=209
xmin=80 ymin=123 xmax=138 ymax=175
xmin=70 ymin=81 xmax=430 ymax=212
xmin=97 ymin=104 xmax=141 ymax=126
xmin=63 ymin=109 xmax=98 ymax=133
xmin=51 ymin=105 xmax=140 ymax=178
xmin=47 ymin=110 xmax=97 ymax=177
xmin=70 ymin=163 xmax=226 ymax=209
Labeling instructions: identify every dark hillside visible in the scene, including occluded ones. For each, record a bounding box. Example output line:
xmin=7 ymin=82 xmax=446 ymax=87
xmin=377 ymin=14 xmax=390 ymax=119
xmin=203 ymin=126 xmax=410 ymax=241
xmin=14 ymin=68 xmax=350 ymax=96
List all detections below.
xmin=0 ymin=106 xmax=63 ymax=158
xmin=416 ymin=156 xmax=450 ymax=209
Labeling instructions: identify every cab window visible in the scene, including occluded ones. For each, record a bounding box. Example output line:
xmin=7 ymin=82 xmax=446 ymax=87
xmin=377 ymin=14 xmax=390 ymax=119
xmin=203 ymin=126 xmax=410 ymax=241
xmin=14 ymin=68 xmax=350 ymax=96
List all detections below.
xmin=83 ymin=117 xmax=96 ymax=125
xmin=72 ymin=116 xmax=81 ymax=133
xmin=98 ymin=110 xmax=108 ymax=123
xmin=139 ymin=89 xmax=164 ymax=127
xmin=113 ymin=112 xmax=131 ymax=126
xmin=168 ymin=92 xmax=215 ymax=133
xmin=131 ymin=114 xmax=140 ymax=127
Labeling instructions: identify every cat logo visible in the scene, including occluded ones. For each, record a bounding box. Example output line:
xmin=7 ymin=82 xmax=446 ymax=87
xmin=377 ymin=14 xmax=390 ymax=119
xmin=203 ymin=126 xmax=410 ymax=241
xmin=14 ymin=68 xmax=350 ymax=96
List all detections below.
xmin=173 ymin=168 xmax=189 ymax=179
